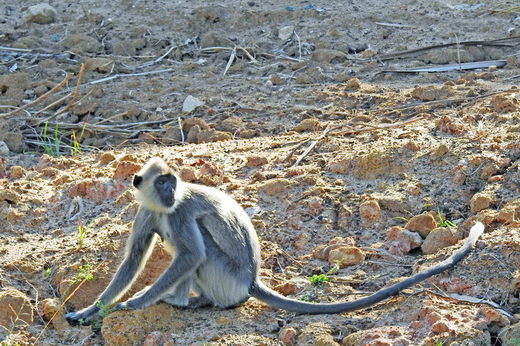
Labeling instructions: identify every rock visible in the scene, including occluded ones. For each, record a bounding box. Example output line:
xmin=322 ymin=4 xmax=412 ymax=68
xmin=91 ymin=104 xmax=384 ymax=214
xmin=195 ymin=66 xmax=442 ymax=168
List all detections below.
xmin=66 ymin=178 xmax=126 ymax=202
xmin=246 ymin=156 xmax=268 ymax=167
xmin=101 ymin=304 xmax=186 ymax=345
xmin=295 ymin=67 xmax=324 ymax=84
xmin=491 ymin=94 xmax=518 ymax=113
xmin=9 ymin=166 xmax=25 ymax=179
xmin=99 ymin=152 xmax=116 ymax=164
xmin=219 ymin=116 xmax=244 ymax=132
xmin=0 ymin=189 xmax=21 ymax=204
xmin=0 ymin=141 xmax=9 ymax=155
xmin=279 ymin=326 xmax=297 ymax=345
xmin=470 ymin=192 xmax=494 ymax=213
xmin=182 ymin=95 xmax=205 ymax=113
xmin=41 ymin=298 xmax=68 ymax=335
xmin=411 ymin=85 xmax=452 ymax=101
xmin=186 ymin=125 xmax=201 ymax=143
xmin=23 ymin=3 xmax=57 ymax=24
xmin=328 ymin=151 xmax=399 ymax=179
xmin=311 ymin=49 xmax=347 ymax=64
xmin=0 ymin=287 xmax=34 ymax=327
xmin=359 ymin=200 xmax=381 ymax=225
xmin=112 ymin=39 xmax=136 ymax=56
xmin=344 ymin=78 xmax=361 ymax=89
xmin=182 ymin=117 xmax=210 ymax=132
xmin=197 ymin=129 xmax=232 ymax=143
xmin=436 ymin=115 xmax=468 ymax=136
xmin=298 ymin=322 xmax=339 ymax=346
xmin=307 ymin=196 xmax=323 ymax=216
xmin=386 ymin=226 xmax=423 ymax=256
xmin=113 ymin=161 xmax=141 ymax=180
xmin=179 ymin=167 xmax=197 ymax=182
xmin=328 ymin=246 xmax=364 ymax=268
xmin=405 ymin=213 xmax=437 ymax=238
xmin=421 ymin=227 xmax=460 ymax=255
xmin=278 ymin=25 xmax=294 ymax=41
xmin=342 ymin=326 xmax=411 ymax=346
xmin=337 ymin=205 xmax=352 ymax=229
xmin=143 ymin=331 xmax=173 ymax=346
xmin=258 ymin=178 xmax=292 ymax=196
xmin=84 ymin=57 xmax=114 ymax=73
xmin=1 ymin=131 xmax=24 ymax=153
xmin=293 ymin=118 xmax=320 ymax=132
xmin=198 ymin=162 xmax=223 ymax=186
xmin=497 ymin=201 xmax=520 ymax=224
xmin=63 ymin=34 xmax=101 ymax=54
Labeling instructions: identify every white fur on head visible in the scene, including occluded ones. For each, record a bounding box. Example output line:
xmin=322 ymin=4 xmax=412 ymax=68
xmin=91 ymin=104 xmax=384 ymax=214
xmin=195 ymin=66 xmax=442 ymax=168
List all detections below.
xmin=134 ymin=157 xmax=184 ymax=213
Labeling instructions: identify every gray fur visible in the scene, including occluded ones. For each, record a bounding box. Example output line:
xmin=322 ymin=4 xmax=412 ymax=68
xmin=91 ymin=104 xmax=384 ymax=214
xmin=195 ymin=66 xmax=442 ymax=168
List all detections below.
xmin=65 ymin=157 xmax=484 ymax=323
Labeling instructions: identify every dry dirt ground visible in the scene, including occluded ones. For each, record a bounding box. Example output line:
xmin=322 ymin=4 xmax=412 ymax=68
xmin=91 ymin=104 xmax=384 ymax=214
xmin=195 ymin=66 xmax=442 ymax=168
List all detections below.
xmin=1 ymin=0 xmax=520 ymax=345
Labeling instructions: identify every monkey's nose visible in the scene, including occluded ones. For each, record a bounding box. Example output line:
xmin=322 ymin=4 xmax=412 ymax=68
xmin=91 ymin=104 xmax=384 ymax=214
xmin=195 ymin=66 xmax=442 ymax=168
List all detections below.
xmin=133 ymin=175 xmax=143 ymax=188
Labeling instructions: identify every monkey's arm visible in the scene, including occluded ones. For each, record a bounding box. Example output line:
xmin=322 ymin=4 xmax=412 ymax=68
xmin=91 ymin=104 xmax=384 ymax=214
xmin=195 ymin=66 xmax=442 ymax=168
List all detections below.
xmin=65 ymin=208 xmax=157 ymax=323
xmin=115 ymin=219 xmax=206 ymax=310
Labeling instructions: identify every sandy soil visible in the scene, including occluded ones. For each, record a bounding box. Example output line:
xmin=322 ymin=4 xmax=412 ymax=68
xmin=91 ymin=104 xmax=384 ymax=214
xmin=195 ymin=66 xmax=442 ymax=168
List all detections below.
xmin=0 ymin=0 xmax=519 ymax=345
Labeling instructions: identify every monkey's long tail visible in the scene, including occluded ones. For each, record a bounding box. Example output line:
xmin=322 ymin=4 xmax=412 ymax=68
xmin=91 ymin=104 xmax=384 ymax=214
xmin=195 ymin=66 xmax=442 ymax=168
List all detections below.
xmin=251 ymin=222 xmax=484 ymax=314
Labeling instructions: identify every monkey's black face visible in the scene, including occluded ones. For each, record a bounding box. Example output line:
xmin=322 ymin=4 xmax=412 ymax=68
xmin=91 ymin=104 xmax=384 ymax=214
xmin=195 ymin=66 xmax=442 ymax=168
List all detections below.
xmin=133 ymin=175 xmax=143 ymax=188
xmin=154 ymin=174 xmax=177 ymax=207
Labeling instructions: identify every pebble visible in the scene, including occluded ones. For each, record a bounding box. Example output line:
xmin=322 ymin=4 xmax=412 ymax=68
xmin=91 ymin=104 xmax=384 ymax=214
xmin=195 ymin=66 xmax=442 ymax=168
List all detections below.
xmin=421 ymin=227 xmax=459 ymax=255
xmin=279 ymin=327 xmax=297 ymax=345
xmin=386 ymin=226 xmax=423 ymax=256
xmin=23 ymin=3 xmax=57 ymax=24
xmin=293 ymin=118 xmax=320 ymax=132
xmin=359 ymin=200 xmax=381 ymax=225
xmin=278 ymin=26 xmax=294 ymax=41
xmin=0 ymin=141 xmax=9 ymax=155
xmin=0 ymin=287 xmax=33 ymax=327
xmin=328 ymin=246 xmax=364 ymax=268
xmin=470 ymin=192 xmax=494 ymax=213
xmin=182 ymin=95 xmax=205 ymax=113
xmin=258 ymin=178 xmax=292 ymax=196
xmin=246 ymin=156 xmax=268 ymax=167
xmin=405 ymin=213 xmax=437 ymax=238
xmin=311 ymin=49 xmax=347 ymax=64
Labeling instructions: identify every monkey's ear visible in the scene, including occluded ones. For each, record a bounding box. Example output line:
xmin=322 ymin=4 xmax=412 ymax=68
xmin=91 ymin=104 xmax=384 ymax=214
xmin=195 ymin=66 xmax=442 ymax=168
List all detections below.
xmin=133 ymin=175 xmax=143 ymax=188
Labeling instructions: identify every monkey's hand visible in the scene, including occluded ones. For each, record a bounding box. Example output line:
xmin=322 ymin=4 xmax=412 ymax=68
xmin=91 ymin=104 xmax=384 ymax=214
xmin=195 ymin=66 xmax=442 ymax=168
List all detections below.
xmin=64 ymin=304 xmax=100 ymax=325
xmin=114 ymin=286 xmax=152 ymax=311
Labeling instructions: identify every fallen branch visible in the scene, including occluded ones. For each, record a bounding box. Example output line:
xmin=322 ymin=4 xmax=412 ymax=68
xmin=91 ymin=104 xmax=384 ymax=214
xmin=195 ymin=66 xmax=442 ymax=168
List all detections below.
xmin=382 ymin=60 xmax=507 ymax=73
xmin=87 ymin=68 xmax=175 ymax=85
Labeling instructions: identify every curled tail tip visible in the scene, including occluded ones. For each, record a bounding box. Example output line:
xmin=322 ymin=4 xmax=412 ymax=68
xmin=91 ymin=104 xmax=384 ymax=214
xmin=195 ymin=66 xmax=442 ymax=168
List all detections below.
xmin=469 ymin=221 xmax=485 ymax=241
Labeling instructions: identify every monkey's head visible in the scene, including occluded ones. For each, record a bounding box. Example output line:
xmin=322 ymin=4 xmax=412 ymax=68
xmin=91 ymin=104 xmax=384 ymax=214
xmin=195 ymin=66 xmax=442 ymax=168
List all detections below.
xmin=133 ymin=157 xmax=180 ymax=212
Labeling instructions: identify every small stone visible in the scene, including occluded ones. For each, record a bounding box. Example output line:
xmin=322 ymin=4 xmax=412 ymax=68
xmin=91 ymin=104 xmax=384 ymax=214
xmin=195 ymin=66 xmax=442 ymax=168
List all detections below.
xmin=99 ymin=152 xmax=116 ymax=164
xmin=23 ymin=3 xmax=57 ymax=24
xmin=182 ymin=95 xmax=205 ymax=113
xmin=246 ymin=156 xmax=268 ymax=167
xmin=293 ymin=118 xmax=320 ymax=132
xmin=41 ymin=298 xmax=68 ymax=335
xmin=186 ymin=125 xmax=201 ymax=143
xmin=63 ymin=34 xmax=101 ymax=54
xmin=112 ymin=39 xmax=136 ymax=56
xmin=328 ymin=246 xmax=364 ymax=268
xmin=33 ymin=84 xmax=48 ymax=96
xmin=344 ymin=78 xmax=361 ymax=89
xmin=435 ymin=143 xmax=449 ymax=156
xmin=359 ymin=200 xmax=381 ymax=225
xmin=0 ymin=189 xmax=21 ymax=204
xmin=386 ymin=226 xmax=423 ymax=256
xmin=405 ymin=213 xmax=437 ymax=238
xmin=311 ymin=49 xmax=347 ymax=64
xmin=337 ymin=205 xmax=352 ymax=229
xmin=431 ymin=321 xmax=451 ymax=334
xmin=278 ymin=26 xmax=294 ymax=41
xmin=219 ymin=116 xmax=244 ymax=132
xmin=9 ymin=166 xmax=25 ymax=179
xmin=411 ymin=85 xmax=451 ymax=101
xmin=307 ymin=196 xmax=323 ymax=216
xmin=113 ymin=161 xmax=141 ymax=180
xmin=436 ymin=115 xmax=468 ymax=136
xmin=470 ymin=192 xmax=494 ymax=213
xmin=84 ymin=57 xmax=114 ymax=73
xmin=0 ymin=141 xmax=9 ymax=155
xmin=179 ymin=167 xmax=197 ymax=182
xmin=197 ymin=129 xmax=232 ymax=143
xmin=258 ymin=178 xmax=292 ymax=196
xmin=279 ymin=327 xmax=297 ymax=345
xmin=421 ymin=227 xmax=460 ymax=255
xmin=182 ymin=117 xmax=210 ymax=132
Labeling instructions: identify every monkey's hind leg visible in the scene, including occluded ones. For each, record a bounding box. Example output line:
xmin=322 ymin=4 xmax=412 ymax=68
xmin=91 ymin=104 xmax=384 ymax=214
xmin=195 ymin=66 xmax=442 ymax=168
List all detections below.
xmin=160 ymin=277 xmax=192 ymax=307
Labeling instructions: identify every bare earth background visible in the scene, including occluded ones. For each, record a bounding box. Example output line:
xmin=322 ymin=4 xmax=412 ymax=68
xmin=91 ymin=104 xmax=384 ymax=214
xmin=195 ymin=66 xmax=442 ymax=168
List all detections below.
xmin=0 ymin=0 xmax=519 ymax=345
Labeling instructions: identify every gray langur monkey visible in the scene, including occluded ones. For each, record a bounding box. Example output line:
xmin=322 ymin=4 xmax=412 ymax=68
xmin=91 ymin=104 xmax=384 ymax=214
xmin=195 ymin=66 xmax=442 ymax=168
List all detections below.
xmin=65 ymin=157 xmax=484 ymax=323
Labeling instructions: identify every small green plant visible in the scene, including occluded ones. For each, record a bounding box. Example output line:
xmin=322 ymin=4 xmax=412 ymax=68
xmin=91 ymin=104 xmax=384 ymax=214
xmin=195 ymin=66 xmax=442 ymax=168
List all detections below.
xmin=95 ymin=300 xmax=115 ymax=318
xmin=74 ymin=264 xmax=94 ymax=284
xmin=307 ymin=263 xmax=340 ymax=287
xmin=77 ymin=221 xmax=87 ymax=248
xmin=308 ymin=274 xmax=330 ymax=286
xmin=43 ymin=268 xmax=52 ymax=277
xmin=70 ymin=123 xmax=86 ymax=155
xmin=435 ymin=341 xmax=444 ymax=346
xmin=436 ymin=210 xmax=456 ymax=228
xmin=41 ymin=122 xmax=62 ymax=156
